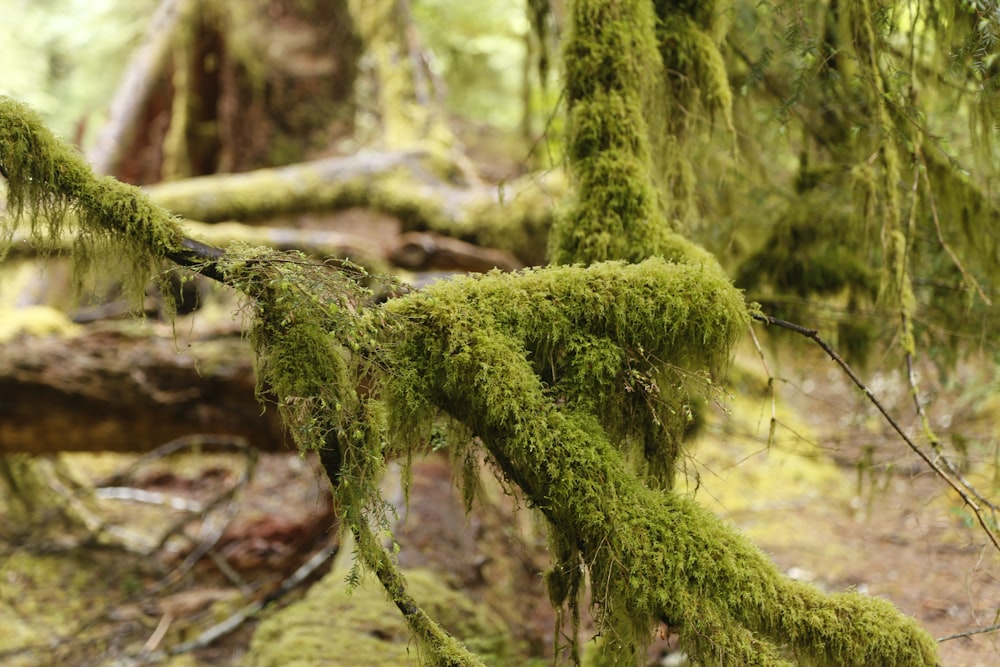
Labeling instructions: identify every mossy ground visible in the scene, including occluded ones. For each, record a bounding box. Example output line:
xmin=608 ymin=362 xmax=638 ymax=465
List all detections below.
xmin=248 ymin=567 xmax=514 ymax=667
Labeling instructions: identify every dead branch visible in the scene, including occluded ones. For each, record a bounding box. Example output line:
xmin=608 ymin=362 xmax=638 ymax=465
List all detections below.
xmin=753 ymin=311 xmax=1000 ymax=553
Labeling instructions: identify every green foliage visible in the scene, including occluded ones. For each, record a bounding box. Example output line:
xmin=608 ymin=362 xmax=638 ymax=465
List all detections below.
xmin=649 ymin=1 xmax=735 ymax=221
xmin=719 ymin=0 xmax=1000 ymax=358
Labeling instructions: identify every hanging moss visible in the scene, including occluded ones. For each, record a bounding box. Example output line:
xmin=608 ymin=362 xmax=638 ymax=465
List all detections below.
xmin=552 ymin=0 xmax=691 ymax=265
xmin=0 ymin=97 xmax=484 ymax=667
xmin=653 ymin=2 xmax=734 ymax=130
xmin=735 ymin=182 xmax=879 ymax=300
xmin=0 ymin=96 xmax=182 ymax=309
xmin=650 ymin=1 xmax=735 ymax=223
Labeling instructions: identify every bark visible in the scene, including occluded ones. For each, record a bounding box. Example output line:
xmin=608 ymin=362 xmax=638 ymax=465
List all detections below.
xmin=100 ymin=0 xmax=361 ymax=185
xmin=0 ymin=327 xmax=286 ymax=454
xmin=390 ymin=231 xmax=522 ymax=272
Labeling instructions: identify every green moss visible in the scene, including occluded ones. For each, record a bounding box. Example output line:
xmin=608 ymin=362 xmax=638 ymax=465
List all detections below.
xmin=551 ymin=0 xmax=731 ymax=264
xmin=0 ymin=96 xmax=184 ymax=310
xmin=248 ymin=568 xmax=513 ymax=667
xmin=648 ymin=3 xmax=734 ymax=224
xmin=0 ymin=551 xmax=116 ymax=661
xmin=737 ymin=187 xmax=878 ymax=299
xmin=375 ymin=260 xmax=934 ymax=665
xmin=550 ymin=0 xmax=668 ymax=266
xmin=380 ymin=258 xmax=745 ymax=479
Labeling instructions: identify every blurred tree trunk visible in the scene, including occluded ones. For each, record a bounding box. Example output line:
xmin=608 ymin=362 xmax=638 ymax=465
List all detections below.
xmin=110 ymin=0 xmax=360 ymax=184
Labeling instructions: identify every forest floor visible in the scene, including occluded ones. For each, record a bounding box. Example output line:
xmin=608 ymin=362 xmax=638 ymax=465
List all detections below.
xmin=699 ymin=345 xmax=1000 ymax=667
xmin=0 ymin=325 xmax=998 ymax=667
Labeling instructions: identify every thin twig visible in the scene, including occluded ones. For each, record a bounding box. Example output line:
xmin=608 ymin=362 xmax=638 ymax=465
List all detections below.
xmin=916 ymin=147 xmax=992 ymax=305
xmin=752 ymin=312 xmax=1000 ymax=553
xmin=131 ymin=541 xmax=340 ymax=663
xmin=902 ymin=350 xmax=1000 ymax=514
xmin=937 ymin=622 xmax=1000 ymax=642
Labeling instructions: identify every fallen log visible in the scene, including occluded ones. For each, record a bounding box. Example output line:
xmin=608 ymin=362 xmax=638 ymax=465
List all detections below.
xmin=0 ymin=326 xmax=286 ymax=453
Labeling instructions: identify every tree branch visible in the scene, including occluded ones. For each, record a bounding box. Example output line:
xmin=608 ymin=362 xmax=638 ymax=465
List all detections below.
xmin=752 ymin=311 xmax=1000 ymax=553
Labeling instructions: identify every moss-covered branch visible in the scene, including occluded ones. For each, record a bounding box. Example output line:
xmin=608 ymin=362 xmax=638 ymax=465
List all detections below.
xmin=0 ymin=97 xmax=186 ymax=304
xmin=550 ymin=0 xmax=718 ymax=268
xmin=379 ymin=260 xmax=937 ymax=666
xmin=531 ymin=0 xmax=935 ymax=661
xmin=0 ymin=96 xmax=482 ymax=664
xmin=142 ymin=149 xmax=562 ymax=267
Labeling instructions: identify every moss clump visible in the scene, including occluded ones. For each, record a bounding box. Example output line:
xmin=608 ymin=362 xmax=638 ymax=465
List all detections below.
xmin=0 ymin=305 xmax=79 ymax=341
xmin=247 ymin=568 xmax=514 ymax=667
xmin=381 ymin=258 xmax=745 ymax=485
xmin=736 ymin=187 xmax=878 ymax=299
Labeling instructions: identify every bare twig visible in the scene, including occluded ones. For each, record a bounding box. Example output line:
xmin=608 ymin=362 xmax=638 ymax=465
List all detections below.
xmin=752 ymin=312 xmax=1000 ymax=553
xmin=93 ymin=434 xmax=260 ymax=590
xmin=902 ymin=350 xmax=1000 ymax=515
xmin=915 ymin=147 xmax=992 ymax=305
xmin=130 ymin=541 xmax=340 ymax=664
xmin=937 ymin=621 xmax=1000 ymax=642
xmin=746 ymin=321 xmax=778 ymax=447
